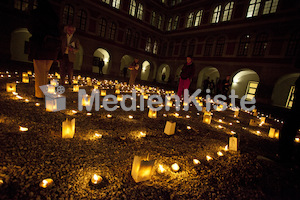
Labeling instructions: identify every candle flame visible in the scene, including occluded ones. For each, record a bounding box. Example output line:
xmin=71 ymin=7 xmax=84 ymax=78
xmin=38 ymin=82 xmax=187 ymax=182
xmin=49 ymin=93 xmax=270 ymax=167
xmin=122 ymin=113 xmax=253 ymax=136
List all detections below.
xmin=158 ymin=164 xmax=166 ymax=173
xmin=206 ymin=155 xmax=213 ymax=161
xmin=224 ymin=145 xmax=229 ymax=151
xmin=128 ymin=115 xmax=133 ymax=119
xmin=171 ymin=163 xmax=180 ymax=172
xmin=193 ymin=159 xmax=200 ymax=165
xmin=19 ymin=126 xmax=28 ymax=132
xmin=217 ymin=151 xmax=223 ymax=156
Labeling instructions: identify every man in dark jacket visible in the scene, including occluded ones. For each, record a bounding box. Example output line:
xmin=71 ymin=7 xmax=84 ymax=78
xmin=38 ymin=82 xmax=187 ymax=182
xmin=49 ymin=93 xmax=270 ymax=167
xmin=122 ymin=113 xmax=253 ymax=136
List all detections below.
xmin=28 ymin=0 xmax=61 ymax=98
xmin=177 ymin=55 xmax=195 ymax=99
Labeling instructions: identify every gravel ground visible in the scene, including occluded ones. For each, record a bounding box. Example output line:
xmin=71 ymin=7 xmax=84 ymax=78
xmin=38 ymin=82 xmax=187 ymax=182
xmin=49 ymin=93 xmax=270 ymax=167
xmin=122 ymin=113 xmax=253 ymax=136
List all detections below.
xmin=0 ymin=72 xmax=300 ymax=200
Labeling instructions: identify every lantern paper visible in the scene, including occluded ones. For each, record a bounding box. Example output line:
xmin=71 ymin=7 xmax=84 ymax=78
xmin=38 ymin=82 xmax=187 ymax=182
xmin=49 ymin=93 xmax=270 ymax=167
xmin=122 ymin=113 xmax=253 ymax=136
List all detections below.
xmin=62 ymin=118 xmax=75 ymax=138
xmin=115 ymin=89 xmax=120 ymax=94
xmin=269 ymin=128 xmax=275 ymax=138
xmin=22 ymin=72 xmax=28 ymax=77
xmin=253 ymin=109 xmax=258 ymax=116
xmin=148 ymin=109 xmax=157 ymax=118
xmin=73 ymin=79 xmax=78 ymax=84
xmin=45 ymin=95 xmax=66 ymax=112
xmin=164 ymin=121 xmax=176 ymax=135
xmin=47 ymin=85 xmax=56 ymax=94
xmin=117 ymin=95 xmax=123 ymax=101
xmin=131 ymin=156 xmax=155 ymax=183
xmin=229 ymin=137 xmax=238 ymax=151
xmin=101 ymin=90 xmax=106 ymax=96
xmin=27 ymin=71 xmax=32 ymax=75
xmin=73 ymin=85 xmax=79 ymax=92
xmin=22 ymin=76 xmax=29 ymax=83
xmin=234 ymin=110 xmax=239 ymax=117
xmin=203 ymin=112 xmax=212 ymax=124
xmin=274 ymin=130 xmax=280 ymax=139
xmin=6 ymin=83 xmax=16 ymax=92
xmin=249 ymin=119 xmax=259 ymax=126
xmin=260 ymin=117 xmax=266 ymax=124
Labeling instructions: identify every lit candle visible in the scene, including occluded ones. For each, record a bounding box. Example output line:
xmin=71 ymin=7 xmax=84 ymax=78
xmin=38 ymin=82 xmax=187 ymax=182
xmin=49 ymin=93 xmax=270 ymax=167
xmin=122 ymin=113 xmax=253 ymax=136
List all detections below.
xmin=158 ymin=164 xmax=166 ymax=174
xmin=295 ymin=138 xmax=300 ymax=143
xmin=140 ymin=132 xmax=146 ymax=138
xmin=174 ymin=113 xmax=179 ymax=118
xmin=186 ymin=115 xmax=191 ymax=119
xmin=107 ymin=114 xmax=112 ymax=118
xmin=72 ymin=110 xmax=77 ymax=114
xmin=187 ymin=126 xmax=192 ymax=130
xmin=35 ymin=103 xmax=40 ymax=106
xmin=128 ymin=115 xmax=133 ymax=119
xmin=206 ymin=155 xmax=213 ymax=161
xmin=87 ymin=113 xmax=92 ymax=116
xmin=91 ymin=174 xmax=102 ymax=185
xmin=171 ymin=163 xmax=180 ymax=172
xmin=39 ymin=178 xmax=54 ymax=188
xmin=217 ymin=151 xmax=223 ymax=156
xmin=94 ymin=133 xmax=102 ymax=138
xmin=224 ymin=145 xmax=229 ymax=151
xmin=218 ymin=119 xmax=223 ymax=122
xmin=193 ymin=159 xmax=200 ymax=165
xmin=19 ymin=126 xmax=28 ymax=132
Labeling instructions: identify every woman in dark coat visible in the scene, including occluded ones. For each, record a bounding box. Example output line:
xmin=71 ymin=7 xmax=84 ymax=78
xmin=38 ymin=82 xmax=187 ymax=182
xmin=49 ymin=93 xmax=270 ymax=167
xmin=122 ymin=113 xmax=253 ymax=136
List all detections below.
xmin=28 ymin=0 xmax=61 ymax=98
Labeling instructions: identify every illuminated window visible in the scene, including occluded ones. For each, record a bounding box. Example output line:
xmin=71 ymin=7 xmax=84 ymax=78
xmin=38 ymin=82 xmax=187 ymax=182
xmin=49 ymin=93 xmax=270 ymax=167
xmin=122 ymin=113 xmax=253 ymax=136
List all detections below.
xmin=153 ymin=41 xmax=158 ymax=54
xmin=194 ymin=10 xmax=203 ymax=26
xmin=253 ymin=33 xmax=268 ymax=56
xmin=238 ymin=35 xmax=251 ymax=56
xmin=129 ymin=0 xmax=136 ymax=16
xmin=286 ymin=32 xmax=299 ymax=56
xmin=98 ymin=18 xmax=107 ymax=38
xmin=204 ymin=38 xmax=214 ymax=56
xmin=263 ymin=0 xmax=279 ymax=14
xmin=157 ymin=15 xmax=162 ymax=30
xmin=145 ymin=37 xmax=152 ymax=52
xmin=173 ymin=16 xmax=179 ymax=30
xmin=186 ymin=12 xmax=194 ymax=28
xmin=137 ymin=3 xmax=143 ymax=20
xmin=286 ymin=86 xmax=295 ymax=108
xmin=245 ymin=81 xmax=259 ymax=101
xmin=102 ymin=0 xmax=110 ymax=4
xmin=108 ymin=22 xmax=116 ymax=40
xmin=112 ymin=0 xmax=121 ymax=9
xmin=222 ymin=2 xmax=234 ymax=21
xmin=211 ymin=5 xmax=221 ymax=23
xmin=77 ymin=10 xmax=87 ymax=31
xmin=14 ymin=0 xmax=29 ymax=11
xmin=151 ymin=11 xmax=156 ymax=26
xmin=63 ymin=5 xmax=74 ymax=25
xmin=247 ymin=0 xmax=261 ymax=18
xmin=125 ymin=29 xmax=132 ymax=46
xmin=133 ymin=32 xmax=140 ymax=48
xmin=215 ymin=37 xmax=225 ymax=56
xmin=167 ymin=18 xmax=172 ymax=31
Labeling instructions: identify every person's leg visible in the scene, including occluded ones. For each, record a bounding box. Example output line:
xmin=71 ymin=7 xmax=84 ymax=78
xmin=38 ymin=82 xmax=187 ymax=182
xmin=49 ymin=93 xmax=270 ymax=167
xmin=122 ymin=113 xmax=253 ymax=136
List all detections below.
xmin=34 ymin=60 xmax=53 ymax=98
xmin=177 ymin=78 xmax=184 ymax=99
xmin=129 ymin=71 xmax=134 ymax=86
xmin=182 ymin=79 xmax=191 ymax=100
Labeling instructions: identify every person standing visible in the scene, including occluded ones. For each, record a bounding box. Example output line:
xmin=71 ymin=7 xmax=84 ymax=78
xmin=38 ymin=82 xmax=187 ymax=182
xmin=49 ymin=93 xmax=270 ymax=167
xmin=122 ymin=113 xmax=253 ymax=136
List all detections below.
xmin=59 ymin=25 xmax=80 ymax=85
xmin=128 ymin=58 xmax=139 ymax=86
xmin=98 ymin=58 xmax=104 ymax=76
xmin=28 ymin=0 xmax=61 ymax=99
xmin=177 ymin=55 xmax=195 ymax=100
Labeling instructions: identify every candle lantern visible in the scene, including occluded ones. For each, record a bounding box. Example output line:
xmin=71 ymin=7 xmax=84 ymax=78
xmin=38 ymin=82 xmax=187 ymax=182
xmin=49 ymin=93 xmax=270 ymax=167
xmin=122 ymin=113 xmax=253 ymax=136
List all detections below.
xmin=249 ymin=119 xmax=259 ymax=126
xmin=6 ymin=83 xmax=16 ymax=92
xmin=253 ymin=109 xmax=258 ymax=117
xmin=91 ymin=174 xmax=102 ymax=185
xmin=27 ymin=71 xmax=32 ymax=75
xmin=101 ymin=90 xmax=106 ymax=96
xmin=131 ymin=155 xmax=155 ymax=183
xmin=164 ymin=121 xmax=176 ymax=135
xmin=202 ymin=106 xmax=206 ymax=112
xmin=47 ymin=85 xmax=56 ymax=94
xmin=203 ymin=112 xmax=212 ymax=124
xmin=117 ymin=95 xmax=123 ymax=102
xmin=39 ymin=178 xmax=54 ymax=188
xmin=82 ymin=96 xmax=91 ymax=107
xmin=50 ymin=79 xmax=58 ymax=86
xmin=73 ymin=79 xmax=78 ymax=84
xmin=148 ymin=109 xmax=157 ymax=118
xmin=62 ymin=118 xmax=75 ymax=138
xmin=22 ymin=72 xmax=28 ymax=77
xmin=234 ymin=110 xmax=239 ymax=118
xmin=171 ymin=163 xmax=180 ymax=172
xmin=229 ymin=136 xmax=238 ymax=151
xmin=55 ymin=72 xmax=60 ymax=79
xmin=73 ymin=85 xmax=79 ymax=92
xmin=22 ymin=76 xmax=29 ymax=83
xmin=115 ymin=89 xmax=120 ymax=94
xmin=260 ymin=117 xmax=266 ymax=124
xmin=274 ymin=130 xmax=280 ymax=139
xmin=45 ymin=95 xmax=66 ymax=112
xmin=94 ymin=85 xmax=98 ymax=90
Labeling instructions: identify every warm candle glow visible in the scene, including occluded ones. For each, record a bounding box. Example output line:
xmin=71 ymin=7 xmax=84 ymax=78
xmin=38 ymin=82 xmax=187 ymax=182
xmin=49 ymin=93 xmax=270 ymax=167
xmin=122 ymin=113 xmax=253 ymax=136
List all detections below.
xmin=187 ymin=126 xmax=192 ymax=130
xmin=87 ymin=113 xmax=92 ymax=116
xmin=39 ymin=178 xmax=53 ymax=188
xmin=224 ymin=145 xmax=229 ymax=151
xmin=218 ymin=119 xmax=223 ymax=122
xmin=206 ymin=155 xmax=213 ymax=161
xmin=140 ymin=132 xmax=146 ymax=137
xmin=186 ymin=115 xmax=191 ymax=119
xmin=193 ymin=159 xmax=200 ymax=165
xmin=171 ymin=163 xmax=180 ymax=172
xmin=94 ymin=133 xmax=102 ymax=138
xmin=158 ymin=164 xmax=166 ymax=174
xmin=174 ymin=113 xmax=179 ymax=118
xmin=107 ymin=114 xmax=112 ymax=118
xmin=295 ymin=138 xmax=300 ymax=143
xmin=128 ymin=115 xmax=133 ymax=119
xmin=19 ymin=126 xmax=28 ymax=132
xmin=35 ymin=103 xmax=40 ymax=106
xmin=217 ymin=151 xmax=223 ymax=156
xmin=91 ymin=174 xmax=102 ymax=184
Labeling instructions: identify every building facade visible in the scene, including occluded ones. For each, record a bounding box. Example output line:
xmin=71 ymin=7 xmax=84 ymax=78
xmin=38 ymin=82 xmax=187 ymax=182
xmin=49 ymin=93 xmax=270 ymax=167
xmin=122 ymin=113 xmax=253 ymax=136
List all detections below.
xmin=1 ymin=0 xmax=300 ymax=108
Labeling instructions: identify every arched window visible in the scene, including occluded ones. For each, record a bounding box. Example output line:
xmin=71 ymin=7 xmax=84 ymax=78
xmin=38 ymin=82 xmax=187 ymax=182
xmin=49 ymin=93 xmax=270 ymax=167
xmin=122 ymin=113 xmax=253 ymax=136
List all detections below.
xmin=129 ymin=0 xmax=136 ymax=16
xmin=137 ymin=3 xmax=143 ymax=20
xmin=77 ymin=10 xmax=87 ymax=31
xmin=253 ymin=33 xmax=268 ymax=56
xmin=108 ymin=22 xmax=116 ymax=40
xmin=168 ymin=42 xmax=174 ymax=56
xmin=151 ymin=11 xmax=156 ymax=26
xmin=112 ymin=0 xmax=121 ymax=9
xmin=157 ymin=15 xmax=162 ymax=30
xmin=14 ymin=0 xmax=29 ymax=11
xmin=173 ymin=16 xmax=179 ymax=30
xmin=153 ymin=40 xmax=158 ymax=54
xmin=263 ymin=0 xmax=279 ymax=14
xmin=211 ymin=5 xmax=221 ymax=23
xmin=222 ymin=2 xmax=234 ymax=21
xmin=125 ymin=29 xmax=132 ymax=46
xmin=98 ymin=18 xmax=107 ymax=38
xmin=180 ymin=40 xmax=187 ymax=56
xmin=204 ymin=38 xmax=214 ymax=56
xmin=188 ymin=39 xmax=195 ymax=56
xmin=167 ymin=18 xmax=172 ymax=31
xmin=133 ymin=32 xmax=140 ymax=48
xmin=145 ymin=37 xmax=152 ymax=52
xmin=102 ymin=0 xmax=110 ymax=4
xmin=186 ymin=12 xmax=194 ymax=28
xmin=238 ymin=35 xmax=250 ymax=56
xmin=194 ymin=10 xmax=203 ymax=26
xmin=63 ymin=4 xmax=74 ymax=25
xmin=247 ymin=0 xmax=261 ymax=18
xmin=286 ymin=32 xmax=299 ymax=56
xmin=215 ymin=37 xmax=225 ymax=56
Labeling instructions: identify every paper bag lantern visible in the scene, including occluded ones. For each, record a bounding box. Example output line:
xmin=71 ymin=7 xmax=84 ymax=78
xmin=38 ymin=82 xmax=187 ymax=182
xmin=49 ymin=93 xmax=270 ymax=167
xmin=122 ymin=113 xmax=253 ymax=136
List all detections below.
xmin=253 ymin=109 xmax=258 ymax=116
xmin=268 ymin=128 xmax=275 ymax=138
xmin=203 ymin=112 xmax=212 ymax=124
xmin=229 ymin=136 xmax=238 ymax=151
xmin=117 ymin=95 xmax=123 ymax=101
xmin=94 ymin=85 xmax=98 ymax=90
xmin=47 ymin=85 xmax=56 ymax=94
xmin=22 ymin=72 xmax=28 ymax=77
xmin=101 ymin=90 xmax=106 ymax=96
xmin=143 ymin=95 xmax=149 ymax=100
xmin=22 ymin=76 xmax=29 ymax=83
xmin=164 ymin=121 xmax=176 ymax=135
xmin=27 ymin=71 xmax=32 ymax=75
xmin=148 ymin=109 xmax=157 ymax=118
xmin=131 ymin=156 xmax=155 ymax=183
xmin=249 ymin=119 xmax=259 ymax=126
xmin=234 ymin=110 xmax=239 ymax=118
xmin=6 ymin=83 xmax=16 ymax=92
xmin=62 ymin=118 xmax=75 ymax=138
xmin=115 ymin=89 xmax=120 ymax=94
xmin=260 ymin=117 xmax=266 ymax=124
xmin=73 ymin=85 xmax=79 ymax=92
xmin=45 ymin=95 xmax=66 ymax=112
xmin=275 ymin=130 xmax=280 ymax=139
xmin=73 ymin=79 xmax=78 ymax=84
xmin=50 ymin=79 xmax=58 ymax=86
xmin=82 ymin=96 xmax=91 ymax=107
